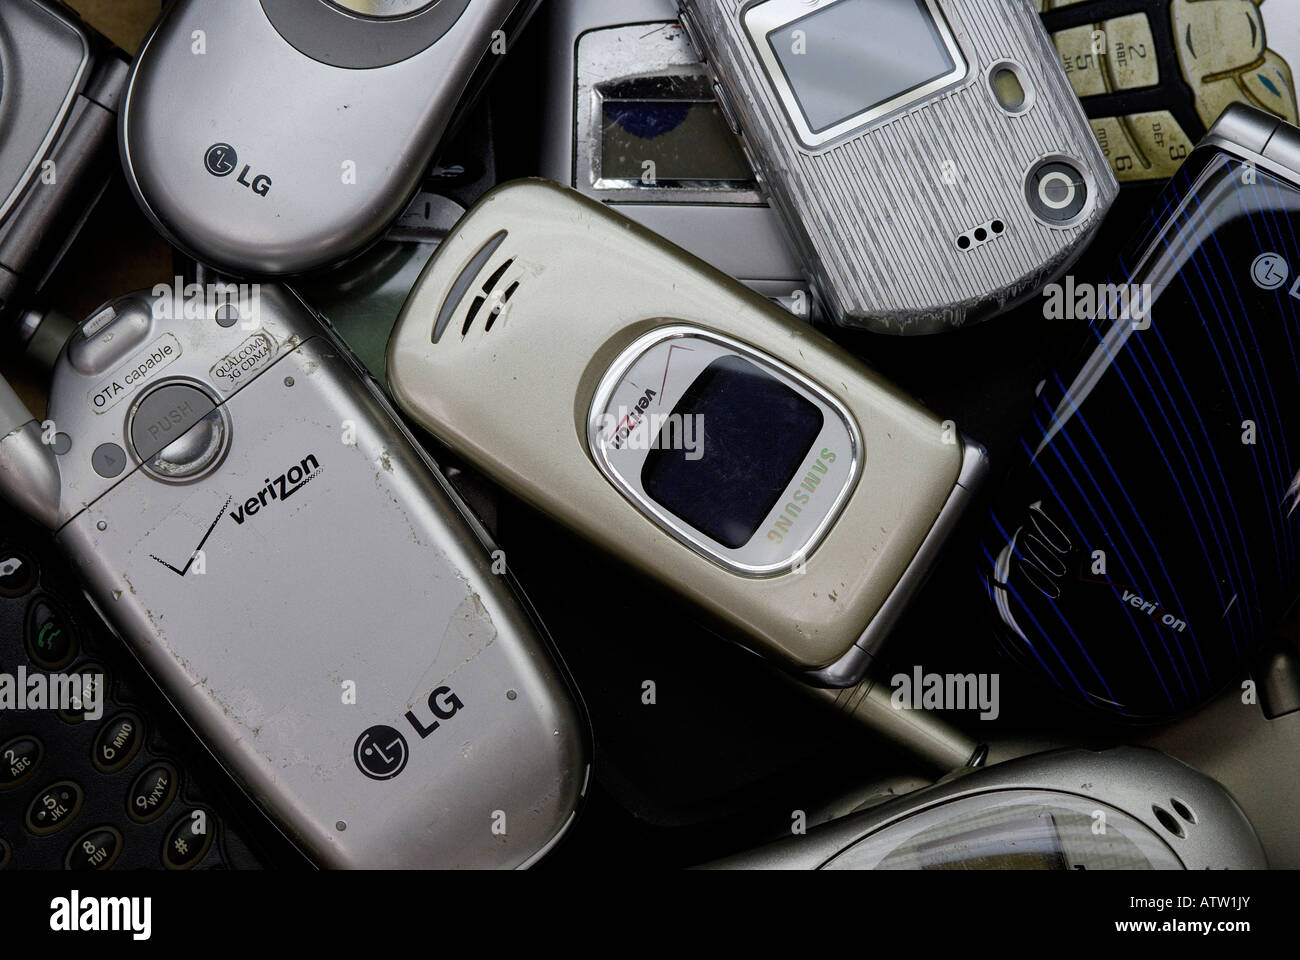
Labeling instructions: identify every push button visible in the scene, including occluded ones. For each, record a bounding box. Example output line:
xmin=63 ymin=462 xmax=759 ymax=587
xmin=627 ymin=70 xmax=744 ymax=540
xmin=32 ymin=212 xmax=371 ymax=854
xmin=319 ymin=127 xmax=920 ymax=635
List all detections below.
xmin=127 ymin=381 xmax=230 ymax=482
xmin=66 ymin=300 xmax=154 ymax=377
xmin=1101 ymin=14 xmax=1159 ymax=91
xmin=1172 ymin=0 xmax=1264 ymax=82
xmin=128 ymin=382 xmax=217 ymax=462
xmin=127 ymin=762 xmax=178 ymax=824
xmin=26 ymin=597 xmax=76 ymax=669
xmin=91 ymin=442 xmax=128 ymax=479
xmin=1090 ymin=116 xmax=1144 ymax=182
xmin=92 ymin=713 xmax=143 ymax=773
xmin=713 ymin=82 xmax=741 ymax=135
xmin=65 ymin=827 xmax=123 ymax=870
xmin=0 ymin=735 xmax=42 ymax=790
xmin=1124 ymin=112 xmax=1194 ymax=179
xmin=0 ymin=549 xmax=37 ymax=597
xmin=1240 ymin=52 xmax=1299 ymax=124
xmin=1053 ymin=25 xmax=1107 ymax=98
xmin=58 ymin=662 xmax=107 ymax=724
xmin=162 ymin=809 xmax=214 ymax=869
xmin=26 ymin=780 xmax=84 ymax=836
xmin=0 ymin=836 xmax=9 ymax=869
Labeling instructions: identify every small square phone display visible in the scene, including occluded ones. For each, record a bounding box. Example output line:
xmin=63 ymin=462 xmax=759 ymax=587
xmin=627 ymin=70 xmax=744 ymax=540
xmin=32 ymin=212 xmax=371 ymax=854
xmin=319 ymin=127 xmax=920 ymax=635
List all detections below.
xmin=641 ymin=355 xmax=824 ymax=549
xmin=589 ymin=327 xmax=861 ymax=576
xmin=765 ymin=0 xmax=961 ymax=135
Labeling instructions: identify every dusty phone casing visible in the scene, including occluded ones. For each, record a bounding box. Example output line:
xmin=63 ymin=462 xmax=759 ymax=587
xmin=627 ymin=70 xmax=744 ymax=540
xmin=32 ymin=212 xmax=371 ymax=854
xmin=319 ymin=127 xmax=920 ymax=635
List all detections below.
xmin=538 ymin=0 xmax=811 ymax=316
xmin=0 ymin=285 xmax=588 ymax=868
xmin=708 ymin=747 xmax=1267 ymax=869
xmin=677 ymin=0 xmax=1118 ymax=333
xmin=387 ymin=179 xmax=985 ymax=686
xmin=120 ymin=0 xmax=536 ymax=277
xmin=0 ymin=0 xmax=127 ymax=342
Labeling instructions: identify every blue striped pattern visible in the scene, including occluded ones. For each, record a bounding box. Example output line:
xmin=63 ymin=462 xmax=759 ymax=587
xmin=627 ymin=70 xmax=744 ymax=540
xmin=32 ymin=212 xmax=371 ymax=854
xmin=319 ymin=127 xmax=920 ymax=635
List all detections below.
xmin=983 ymin=153 xmax=1300 ymax=719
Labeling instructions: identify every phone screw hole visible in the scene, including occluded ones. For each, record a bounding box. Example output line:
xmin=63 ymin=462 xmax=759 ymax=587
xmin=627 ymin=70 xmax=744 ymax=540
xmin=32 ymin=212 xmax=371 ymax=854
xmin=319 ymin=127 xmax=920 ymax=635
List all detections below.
xmin=335 ymin=820 xmax=347 ymax=832
xmin=284 ymin=377 xmax=295 ymax=388
xmin=506 ymin=689 xmax=518 ymax=701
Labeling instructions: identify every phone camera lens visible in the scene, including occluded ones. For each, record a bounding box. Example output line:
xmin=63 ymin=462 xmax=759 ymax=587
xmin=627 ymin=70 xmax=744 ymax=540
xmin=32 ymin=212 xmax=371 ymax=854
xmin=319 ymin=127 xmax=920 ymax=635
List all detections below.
xmin=1026 ymin=160 xmax=1088 ymax=224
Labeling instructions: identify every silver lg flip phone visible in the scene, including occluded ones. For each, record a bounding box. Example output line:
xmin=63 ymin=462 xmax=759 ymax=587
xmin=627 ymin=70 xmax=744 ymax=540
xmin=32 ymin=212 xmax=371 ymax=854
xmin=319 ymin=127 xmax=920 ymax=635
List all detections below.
xmin=677 ymin=0 xmax=1119 ymax=333
xmin=120 ymin=0 xmax=537 ymax=277
xmin=0 ymin=285 xmax=588 ymax=868
xmin=709 ymin=748 xmax=1268 ymax=869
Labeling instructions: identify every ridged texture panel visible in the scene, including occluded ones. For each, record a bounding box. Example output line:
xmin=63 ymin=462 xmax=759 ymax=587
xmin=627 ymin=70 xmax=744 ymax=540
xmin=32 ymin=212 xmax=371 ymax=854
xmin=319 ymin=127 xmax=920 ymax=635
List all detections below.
xmin=685 ymin=0 xmax=1118 ymax=332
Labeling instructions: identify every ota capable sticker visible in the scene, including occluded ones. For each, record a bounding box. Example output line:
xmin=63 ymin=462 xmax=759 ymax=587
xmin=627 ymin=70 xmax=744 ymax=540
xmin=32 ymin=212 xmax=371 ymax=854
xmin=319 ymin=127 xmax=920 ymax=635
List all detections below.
xmin=208 ymin=331 xmax=279 ymax=393
xmin=86 ymin=334 xmax=182 ymax=414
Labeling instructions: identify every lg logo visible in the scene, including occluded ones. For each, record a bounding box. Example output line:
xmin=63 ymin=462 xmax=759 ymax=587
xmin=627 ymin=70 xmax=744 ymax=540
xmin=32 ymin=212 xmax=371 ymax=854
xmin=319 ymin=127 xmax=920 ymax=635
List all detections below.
xmin=354 ymin=725 xmax=408 ymax=781
xmin=352 ymin=684 xmax=464 ymax=781
xmin=204 ymin=142 xmax=237 ymax=177
xmin=204 ymin=142 xmax=272 ymax=197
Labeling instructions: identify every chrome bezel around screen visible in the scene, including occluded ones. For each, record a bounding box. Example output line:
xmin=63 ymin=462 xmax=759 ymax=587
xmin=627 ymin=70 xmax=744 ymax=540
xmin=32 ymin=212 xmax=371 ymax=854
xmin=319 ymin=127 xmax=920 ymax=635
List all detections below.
xmin=587 ymin=324 xmax=861 ymax=577
xmin=743 ymin=0 xmax=968 ymax=150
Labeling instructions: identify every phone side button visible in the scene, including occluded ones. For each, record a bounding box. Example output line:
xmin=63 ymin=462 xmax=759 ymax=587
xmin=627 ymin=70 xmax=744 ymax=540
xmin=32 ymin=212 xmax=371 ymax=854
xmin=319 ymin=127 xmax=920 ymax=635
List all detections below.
xmin=713 ymin=82 xmax=741 ymax=135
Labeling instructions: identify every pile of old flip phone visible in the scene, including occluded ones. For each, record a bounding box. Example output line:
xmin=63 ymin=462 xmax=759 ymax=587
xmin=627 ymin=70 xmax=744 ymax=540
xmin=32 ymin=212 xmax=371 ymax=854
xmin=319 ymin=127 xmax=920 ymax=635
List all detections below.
xmin=0 ymin=0 xmax=1297 ymax=871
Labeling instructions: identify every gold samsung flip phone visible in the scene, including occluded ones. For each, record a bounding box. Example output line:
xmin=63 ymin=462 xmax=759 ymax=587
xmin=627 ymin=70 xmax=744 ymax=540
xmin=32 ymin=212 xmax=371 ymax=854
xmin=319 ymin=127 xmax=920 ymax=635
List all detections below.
xmin=387 ymin=180 xmax=986 ymax=687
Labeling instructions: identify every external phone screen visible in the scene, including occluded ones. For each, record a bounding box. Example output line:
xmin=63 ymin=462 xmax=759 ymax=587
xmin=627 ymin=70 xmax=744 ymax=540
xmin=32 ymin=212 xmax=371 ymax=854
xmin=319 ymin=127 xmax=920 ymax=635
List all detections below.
xmin=641 ymin=354 xmax=823 ymax=549
xmin=767 ymin=0 xmax=958 ymax=133
xmin=600 ymin=81 xmax=754 ymax=183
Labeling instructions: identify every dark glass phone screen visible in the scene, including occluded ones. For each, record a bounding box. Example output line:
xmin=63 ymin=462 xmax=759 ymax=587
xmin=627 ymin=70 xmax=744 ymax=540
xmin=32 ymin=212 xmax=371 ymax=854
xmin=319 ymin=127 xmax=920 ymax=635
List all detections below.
xmin=641 ymin=354 xmax=823 ymax=550
xmin=601 ymin=101 xmax=753 ymax=182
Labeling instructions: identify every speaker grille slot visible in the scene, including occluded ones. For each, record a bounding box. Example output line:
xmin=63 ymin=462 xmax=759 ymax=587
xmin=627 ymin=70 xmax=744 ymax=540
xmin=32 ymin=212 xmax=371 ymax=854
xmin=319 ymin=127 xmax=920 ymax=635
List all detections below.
xmin=462 ymin=296 xmax=486 ymax=336
xmin=432 ymin=230 xmax=507 ymax=343
xmin=482 ymin=258 xmax=514 ymax=294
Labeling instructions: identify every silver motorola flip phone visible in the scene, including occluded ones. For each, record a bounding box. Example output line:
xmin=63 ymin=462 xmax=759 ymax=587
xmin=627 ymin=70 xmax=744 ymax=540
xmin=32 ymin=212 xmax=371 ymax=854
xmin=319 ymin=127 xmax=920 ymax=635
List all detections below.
xmin=0 ymin=285 xmax=588 ymax=868
xmin=677 ymin=0 xmax=1118 ymax=333
xmin=537 ymin=0 xmax=812 ymax=317
xmin=120 ymin=0 xmax=538 ymax=277
xmin=0 ymin=0 xmax=127 ymax=342
xmin=709 ymin=748 xmax=1268 ymax=869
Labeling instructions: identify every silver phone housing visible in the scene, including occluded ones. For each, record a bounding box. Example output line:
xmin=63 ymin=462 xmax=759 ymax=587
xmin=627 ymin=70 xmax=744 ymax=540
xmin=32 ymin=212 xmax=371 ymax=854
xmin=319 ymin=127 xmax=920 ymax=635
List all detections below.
xmin=40 ymin=285 xmax=588 ymax=868
xmin=708 ymin=748 xmax=1268 ymax=869
xmin=0 ymin=0 xmax=128 ymax=340
xmin=120 ymin=0 xmax=533 ymax=277
xmin=678 ymin=0 xmax=1119 ymax=333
